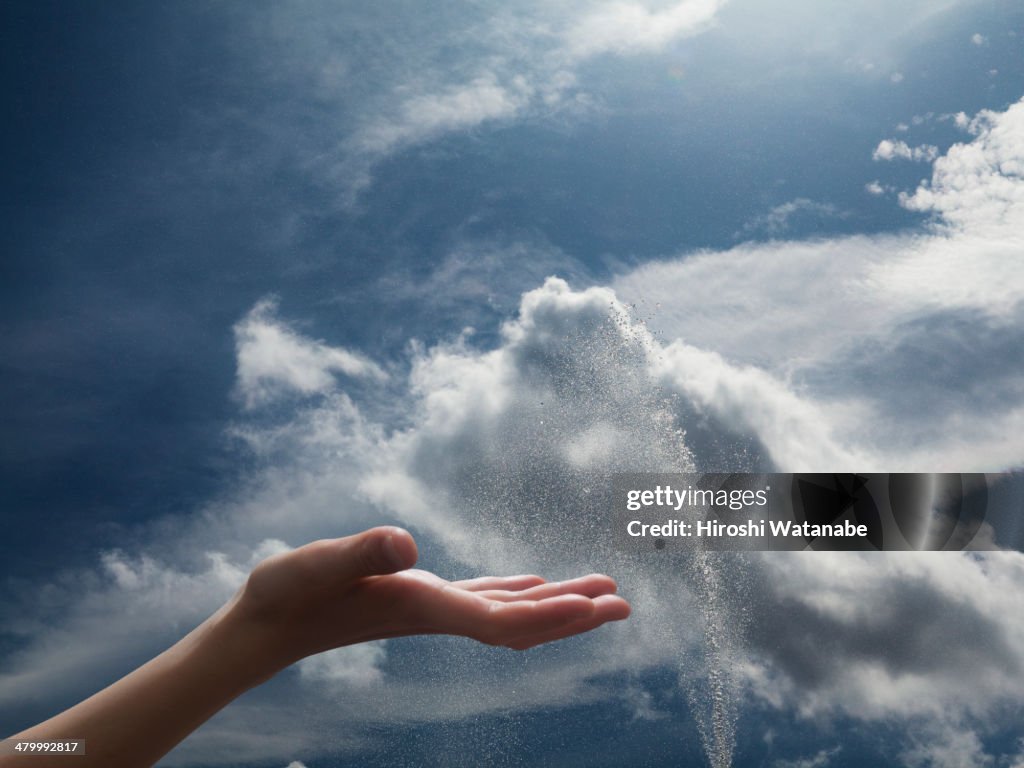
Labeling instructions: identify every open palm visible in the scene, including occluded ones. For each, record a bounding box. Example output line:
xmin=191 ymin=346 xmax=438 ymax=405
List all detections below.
xmin=235 ymin=526 xmax=631 ymax=667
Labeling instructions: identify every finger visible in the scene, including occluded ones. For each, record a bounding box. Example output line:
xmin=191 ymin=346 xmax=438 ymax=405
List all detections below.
xmin=472 ymin=594 xmax=597 ymax=643
xmin=450 ymin=574 xmax=546 ymax=592
xmin=503 ymin=595 xmax=632 ymax=650
xmin=301 ymin=526 xmax=419 ymax=584
xmin=473 ymin=574 xmax=618 ymax=602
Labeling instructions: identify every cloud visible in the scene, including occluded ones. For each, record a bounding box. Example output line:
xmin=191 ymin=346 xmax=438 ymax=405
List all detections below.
xmin=370 ymin=235 xmax=594 ymax=323
xmin=900 ymin=98 xmax=1024 ymax=231
xmin=297 ymin=644 xmax=387 ymax=687
xmin=615 ymin=96 xmax=1024 ymax=471
xmin=739 ymin=198 xmax=845 ymax=237
xmin=235 ymin=274 xmax=1024 ymax=762
xmin=234 ymin=297 xmax=387 ymax=409
xmin=865 ymin=180 xmax=889 ymax=195
xmin=0 ymin=278 xmax=701 ymax=764
xmin=340 ymin=0 xmax=724 ymax=201
xmin=773 ymin=746 xmax=841 ymax=768
xmin=705 ymin=0 xmax=975 ymax=88
xmin=4 ymin=268 xmax=1024 ymax=765
xmin=178 ymin=0 xmax=987 ymax=214
xmin=4 ymin=96 xmax=1024 ymax=767
xmin=621 ymin=680 xmax=670 ymax=721
xmin=168 ymin=0 xmax=991 ymax=219
xmin=872 ymin=138 xmax=939 ymax=162
xmin=971 ymin=32 xmax=987 ymax=46
xmin=1011 ymin=740 xmax=1024 ymax=768
xmin=744 ymin=551 xmax=1024 ymax=720
xmin=352 ymin=74 xmax=533 ymax=157
xmin=563 ymin=0 xmax=724 ymax=59
xmin=900 ymin=727 xmax=993 ymax=768
xmin=0 ymin=539 xmax=291 ymax=710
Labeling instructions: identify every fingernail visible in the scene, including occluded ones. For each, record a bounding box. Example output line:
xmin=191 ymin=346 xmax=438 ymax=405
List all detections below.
xmin=382 ymin=533 xmax=401 ymax=570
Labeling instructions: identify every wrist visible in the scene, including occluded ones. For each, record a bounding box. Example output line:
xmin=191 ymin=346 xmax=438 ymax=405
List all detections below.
xmin=185 ymin=595 xmax=291 ymax=694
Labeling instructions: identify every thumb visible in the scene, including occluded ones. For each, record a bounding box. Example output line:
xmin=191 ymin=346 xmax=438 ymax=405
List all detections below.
xmin=334 ymin=526 xmax=418 ymax=581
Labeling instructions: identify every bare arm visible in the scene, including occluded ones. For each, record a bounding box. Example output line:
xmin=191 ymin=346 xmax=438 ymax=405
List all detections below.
xmin=1 ymin=527 xmax=630 ymax=767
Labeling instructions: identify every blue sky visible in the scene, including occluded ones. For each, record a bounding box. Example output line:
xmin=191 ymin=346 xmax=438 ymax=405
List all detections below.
xmin=3 ymin=2 xmax=1024 ymax=766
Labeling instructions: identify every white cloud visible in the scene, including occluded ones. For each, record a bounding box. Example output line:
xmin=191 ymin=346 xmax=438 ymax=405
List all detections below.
xmin=616 ymin=232 xmax=896 ymax=383
xmin=872 ymin=138 xmax=939 ymax=162
xmin=371 ymin=235 xmax=592 ymax=319
xmin=0 ymin=539 xmax=291 ymax=709
xmin=234 ymin=298 xmax=387 ymax=409
xmin=138 ymin=97 xmax=1024 ymax=751
xmin=901 ymin=727 xmax=993 ymax=768
xmin=652 ymin=340 xmax=867 ymax=470
xmin=616 ymin=97 xmax=1024 ymax=470
xmin=900 ymin=98 xmax=1024 ymax=231
xmin=257 ymin=273 xmax=1024 ymax=759
xmin=621 ymin=681 xmax=669 ymax=721
xmin=285 ymin=763 xmax=307 ymax=768
xmin=865 ymin=180 xmax=888 ymax=195
xmin=739 ymin=198 xmax=844 ymax=237
xmin=773 ymin=746 xmax=841 ymax=768
xmin=564 ymin=0 xmax=724 ymax=59
xmin=297 ymin=643 xmax=387 ymax=687
xmin=4 ymin=96 xmax=1024 ymax=767
xmin=890 ymin=71 xmax=904 ymax=83
xmin=4 ymin=267 xmax=1024 ymax=765
xmin=335 ymin=0 xmax=726 ymax=203
xmin=971 ymin=32 xmax=987 ymax=46
xmin=0 ymin=278 xmax=699 ymax=764
xmin=353 ymin=74 xmax=533 ymax=157
xmin=745 ymin=551 xmax=1024 ymax=721
xmin=199 ymin=0 xmax=987 ymax=209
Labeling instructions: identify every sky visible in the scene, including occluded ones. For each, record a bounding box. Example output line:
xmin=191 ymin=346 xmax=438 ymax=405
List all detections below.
xmin=2 ymin=1 xmax=1024 ymax=766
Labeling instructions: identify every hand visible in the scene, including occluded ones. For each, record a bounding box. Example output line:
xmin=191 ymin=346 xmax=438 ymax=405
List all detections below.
xmin=0 ymin=527 xmax=631 ymax=768
xmin=231 ymin=526 xmax=631 ymax=672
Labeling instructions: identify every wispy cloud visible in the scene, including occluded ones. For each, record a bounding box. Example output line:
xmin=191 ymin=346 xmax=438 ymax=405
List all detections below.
xmin=192 ymin=0 xmax=988 ymax=215
xmin=341 ymin=0 xmax=725 ymax=202
xmin=234 ymin=297 xmax=387 ymax=409
xmin=738 ymin=198 xmax=846 ymax=238
xmin=352 ymin=74 xmax=534 ymax=157
xmin=214 ymin=1 xmax=728 ymax=207
xmin=563 ymin=0 xmax=723 ymax=58
xmin=773 ymin=746 xmax=841 ymax=768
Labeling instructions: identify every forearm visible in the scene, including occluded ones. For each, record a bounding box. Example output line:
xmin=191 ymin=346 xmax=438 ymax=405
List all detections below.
xmin=0 ymin=527 xmax=630 ymax=767
xmin=0 ymin=598 xmax=280 ymax=768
